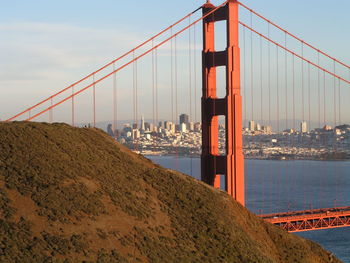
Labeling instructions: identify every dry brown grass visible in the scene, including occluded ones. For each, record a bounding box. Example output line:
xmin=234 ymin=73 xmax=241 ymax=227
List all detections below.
xmin=0 ymin=121 xmax=342 ymax=263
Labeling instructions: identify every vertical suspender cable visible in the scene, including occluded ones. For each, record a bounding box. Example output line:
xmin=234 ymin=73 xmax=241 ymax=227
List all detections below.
xmin=155 ymin=48 xmax=159 ymax=127
xmin=152 ymin=41 xmax=155 ymax=130
xmin=284 ymin=32 xmax=289 ymax=209
xmin=308 ymin=62 xmax=312 ymax=209
xmin=276 ymin=45 xmax=279 ymax=134
xmin=250 ymin=11 xmax=255 ymax=212
xmin=300 ymin=43 xmax=306 ymax=210
xmin=301 ymin=43 xmax=305 ymax=124
xmin=268 ymin=22 xmax=273 ymax=213
xmin=323 ymin=71 xmax=326 ymax=126
xmin=189 ymin=17 xmax=192 ymax=122
xmin=136 ymin=58 xmax=138 ymax=129
xmin=113 ymin=63 xmax=117 ymax=134
xmin=317 ymin=52 xmax=322 ymax=207
xmin=243 ymin=26 xmax=247 ymax=128
xmin=318 ymin=53 xmax=321 ymax=129
xmin=93 ymin=74 xmax=96 ymax=127
xmin=188 ymin=17 xmax=193 ymax=177
xmin=284 ymin=33 xmax=288 ymax=132
xmin=260 ymin=35 xmax=264 ymax=213
xmin=260 ymin=36 xmax=263 ymax=130
xmin=133 ymin=51 xmax=136 ymax=128
xmin=333 ymin=60 xmax=337 ymax=127
xmin=276 ymin=44 xmax=281 ymax=208
xmin=250 ymin=12 xmax=254 ymax=129
xmin=308 ymin=63 xmax=311 ymax=129
xmin=333 ymin=60 xmax=337 ymax=207
xmin=292 ymin=54 xmax=296 ymax=211
xmin=171 ymin=27 xmax=174 ymax=124
xmin=194 ymin=23 xmax=198 ymax=123
xmin=175 ymin=36 xmax=178 ymax=125
xmin=72 ymin=86 xmax=75 ymax=126
xmin=174 ymin=35 xmax=179 ymax=169
xmin=338 ymin=78 xmax=341 ymax=125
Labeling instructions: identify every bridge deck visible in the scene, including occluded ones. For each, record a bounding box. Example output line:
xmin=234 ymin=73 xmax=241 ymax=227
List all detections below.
xmin=260 ymin=207 xmax=350 ymax=232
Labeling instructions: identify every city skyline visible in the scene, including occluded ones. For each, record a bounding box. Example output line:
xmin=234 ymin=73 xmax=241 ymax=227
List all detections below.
xmin=1 ymin=0 xmax=350 ymax=124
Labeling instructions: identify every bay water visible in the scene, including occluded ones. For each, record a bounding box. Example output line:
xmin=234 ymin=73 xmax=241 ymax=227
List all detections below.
xmin=148 ymin=156 xmax=350 ymax=262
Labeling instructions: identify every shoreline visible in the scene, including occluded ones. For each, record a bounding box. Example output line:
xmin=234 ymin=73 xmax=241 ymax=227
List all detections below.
xmin=141 ymin=153 xmax=350 ymax=162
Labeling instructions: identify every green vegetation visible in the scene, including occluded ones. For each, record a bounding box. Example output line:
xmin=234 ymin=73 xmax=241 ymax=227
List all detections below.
xmin=0 ymin=122 xmax=341 ymax=262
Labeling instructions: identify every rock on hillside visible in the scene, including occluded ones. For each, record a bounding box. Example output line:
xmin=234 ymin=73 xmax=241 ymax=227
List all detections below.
xmin=0 ymin=122 xmax=341 ymax=263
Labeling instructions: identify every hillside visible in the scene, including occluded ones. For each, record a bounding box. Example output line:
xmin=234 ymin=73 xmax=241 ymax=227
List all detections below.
xmin=0 ymin=122 xmax=341 ymax=263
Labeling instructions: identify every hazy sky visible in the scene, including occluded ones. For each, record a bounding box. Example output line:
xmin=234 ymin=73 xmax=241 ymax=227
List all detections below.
xmin=1 ymin=0 xmax=349 ymax=126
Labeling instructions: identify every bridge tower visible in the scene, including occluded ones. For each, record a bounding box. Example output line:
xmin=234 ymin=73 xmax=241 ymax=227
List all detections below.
xmin=201 ymin=0 xmax=244 ymax=206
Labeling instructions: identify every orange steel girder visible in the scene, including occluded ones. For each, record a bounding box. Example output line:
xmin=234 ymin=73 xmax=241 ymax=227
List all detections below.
xmin=201 ymin=0 xmax=244 ymax=206
xmin=261 ymin=208 xmax=350 ymax=232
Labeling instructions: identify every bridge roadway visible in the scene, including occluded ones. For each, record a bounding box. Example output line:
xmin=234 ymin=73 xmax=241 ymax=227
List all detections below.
xmin=260 ymin=206 xmax=350 ymax=232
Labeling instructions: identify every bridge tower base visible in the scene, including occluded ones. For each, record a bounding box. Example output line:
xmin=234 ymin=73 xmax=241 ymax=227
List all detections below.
xmin=201 ymin=0 xmax=244 ymax=206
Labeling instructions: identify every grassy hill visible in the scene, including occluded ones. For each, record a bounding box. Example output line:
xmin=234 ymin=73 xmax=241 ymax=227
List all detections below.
xmin=0 ymin=122 xmax=341 ymax=263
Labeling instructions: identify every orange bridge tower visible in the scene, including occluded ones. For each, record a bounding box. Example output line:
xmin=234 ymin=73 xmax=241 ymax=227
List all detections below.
xmin=201 ymin=0 xmax=245 ymax=206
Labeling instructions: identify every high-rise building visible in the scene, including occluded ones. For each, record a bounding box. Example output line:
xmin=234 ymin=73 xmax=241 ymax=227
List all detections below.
xmin=132 ymin=129 xmax=140 ymax=139
xmin=140 ymin=115 xmax=145 ymax=131
xmin=256 ymin=123 xmax=261 ymax=131
xmin=179 ymin=114 xmax=189 ymax=125
xmin=300 ymin=121 xmax=308 ymax=133
xmin=249 ymin=120 xmax=255 ymax=131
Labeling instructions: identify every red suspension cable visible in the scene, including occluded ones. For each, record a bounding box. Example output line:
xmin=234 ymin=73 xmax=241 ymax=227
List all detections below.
xmin=6 ymin=6 xmax=203 ymax=122
xmin=239 ymin=22 xmax=350 ymax=86
xmin=237 ymin=1 xmax=350 ymax=70
xmin=24 ymin=1 xmax=229 ymax=122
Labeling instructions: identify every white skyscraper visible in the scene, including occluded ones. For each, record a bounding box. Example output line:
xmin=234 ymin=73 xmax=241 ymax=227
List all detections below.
xmin=140 ymin=115 xmax=145 ymax=131
xmin=300 ymin=121 xmax=308 ymax=133
xmin=180 ymin=122 xmax=187 ymax=133
xmin=249 ymin=120 xmax=255 ymax=131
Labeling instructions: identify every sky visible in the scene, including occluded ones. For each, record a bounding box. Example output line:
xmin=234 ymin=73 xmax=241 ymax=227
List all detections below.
xmin=0 ymin=0 xmax=349 ymax=126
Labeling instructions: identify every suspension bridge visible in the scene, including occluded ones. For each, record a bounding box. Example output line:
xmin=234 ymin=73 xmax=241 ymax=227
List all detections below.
xmin=4 ymin=0 xmax=350 ymax=232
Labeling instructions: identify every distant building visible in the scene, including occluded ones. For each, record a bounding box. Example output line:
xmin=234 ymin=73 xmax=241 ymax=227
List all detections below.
xmin=180 ymin=122 xmax=187 ymax=133
xmin=262 ymin=125 xmax=272 ymax=134
xmin=300 ymin=121 xmax=308 ymax=133
xmin=140 ymin=116 xmax=145 ymax=131
xmin=180 ymin=114 xmax=189 ymax=125
xmin=284 ymin=128 xmax=294 ymax=134
xmin=194 ymin=122 xmax=201 ymax=132
xmin=256 ymin=123 xmax=261 ymax=131
xmin=132 ymin=129 xmax=140 ymax=139
xmin=164 ymin=121 xmax=171 ymax=131
xmin=249 ymin=120 xmax=255 ymax=131
xmin=169 ymin=123 xmax=176 ymax=134
xmin=323 ymin=125 xmax=332 ymax=131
